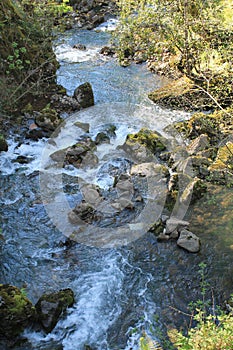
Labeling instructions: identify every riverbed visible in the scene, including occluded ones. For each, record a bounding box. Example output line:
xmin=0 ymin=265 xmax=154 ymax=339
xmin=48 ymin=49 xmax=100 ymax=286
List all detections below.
xmin=0 ymin=26 xmax=233 ymax=350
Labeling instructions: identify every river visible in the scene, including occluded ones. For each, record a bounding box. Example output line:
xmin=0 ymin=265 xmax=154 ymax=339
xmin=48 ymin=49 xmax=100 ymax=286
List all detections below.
xmin=0 ymin=24 xmax=233 ymax=350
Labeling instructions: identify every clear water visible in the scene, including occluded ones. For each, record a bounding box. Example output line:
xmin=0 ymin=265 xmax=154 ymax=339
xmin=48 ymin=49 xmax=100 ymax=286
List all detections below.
xmin=0 ymin=28 xmax=233 ymax=350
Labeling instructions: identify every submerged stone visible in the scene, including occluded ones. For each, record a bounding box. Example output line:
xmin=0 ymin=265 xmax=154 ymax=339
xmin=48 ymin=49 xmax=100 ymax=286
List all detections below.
xmin=35 ymin=288 xmax=74 ymax=333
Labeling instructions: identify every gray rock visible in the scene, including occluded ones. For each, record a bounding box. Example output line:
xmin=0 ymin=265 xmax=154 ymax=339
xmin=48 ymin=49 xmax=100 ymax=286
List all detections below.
xmin=35 ymin=109 xmax=62 ymax=132
xmin=73 ymin=82 xmax=94 ymax=108
xmin=74 ymin=121 xmax=90 ymax=133
xmin=100 ymin=46 xmax=115 ymax=56
xmin=180 ymin=177 xmax=207 ymax=205
xmin=130 ymin=162 xmax=169 ymax=178
xmin=95 ymin=132 xmax=110 ymax=144
xmin=177 ymin=229 xmax=201 ymax=253
xmin=157 ymin=231 xmax=170 ymax=242
xmin=187 ymin=134 xmax=210 ymax=155
xmin=69 ymin=201 xmax=96 ymax=224
xmin=35 ymin=289 xmax=74 ymax=333
xmin=165 ymin=217 xmax=190 ymax=234
xmin=51 ymin=94 xmax=81 ymax=112
xmin=26 ymin=127 xmax=49 ymax=140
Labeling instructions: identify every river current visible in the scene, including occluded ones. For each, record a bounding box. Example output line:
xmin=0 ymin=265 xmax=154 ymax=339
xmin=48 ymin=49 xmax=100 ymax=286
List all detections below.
xmin=0 ymin=25 xmax=233 ymax=350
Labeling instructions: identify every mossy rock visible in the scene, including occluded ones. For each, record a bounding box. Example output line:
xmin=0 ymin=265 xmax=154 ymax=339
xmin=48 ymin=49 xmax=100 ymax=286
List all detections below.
xmin=180 ymin=177 xmax=207 ymax=205
xmin=209 ymin=142 xmax=233 ymax=171
xmin=208 ymin=142 xmax=233 ymax=186
xmin=148 ymin=76 xmax=198 ymax=109
xmin=35 ymin=106 xmax=62 ymax=132
xmin=173 ymin=108 xmax=233 ymax=144
xmin=0 ymin=284 xmax=36 ymax=338
xmin=149 ymin=72 xmax=233 ymax=110
xmin=73 ymin=82 xmax=94 ymax=108
xmin=35 ymin=288 xmax=75 ymax=333
xmin=126 ymin=128 xmax=167 ymax=154
xmin=149 ymin=218 xmax=165 ymax=236
xmin=0 ymin=134 xmax=8 ymax=152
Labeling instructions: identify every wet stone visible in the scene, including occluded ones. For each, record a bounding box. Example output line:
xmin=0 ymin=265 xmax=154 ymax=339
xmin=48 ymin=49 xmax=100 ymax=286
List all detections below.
xmin=177 ymin=229 xmax=201 ymax=253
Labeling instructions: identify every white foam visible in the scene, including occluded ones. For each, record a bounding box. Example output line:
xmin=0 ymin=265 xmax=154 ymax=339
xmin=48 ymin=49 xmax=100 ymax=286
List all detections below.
xmin=94 ymin=18 xmax=119 ymax=32
xmin=54 ymin=43 xmax=100 ymax=63
xmin=0 ymin=138 xmax=47 ymax=175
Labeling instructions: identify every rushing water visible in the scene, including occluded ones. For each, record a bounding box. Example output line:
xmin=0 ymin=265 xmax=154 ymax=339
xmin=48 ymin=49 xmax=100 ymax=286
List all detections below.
xmin=1 ymin=26 xmax=233 ymax=350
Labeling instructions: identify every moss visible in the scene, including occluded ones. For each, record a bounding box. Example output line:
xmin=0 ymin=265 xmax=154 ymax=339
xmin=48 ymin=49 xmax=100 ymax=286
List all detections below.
xmin=173 ymin=107 xmax=233 ymax=144
xmin=35 ymin=288 xmax=75 ymax=333
xmin=0 ymin=284 xmax=36 ymax=338
xmin=210 ymin=142 xmax=233 ymax=171
xmin=207 ymin=142 xmax=233 ymax=186
xmin=149 ymin=218 xmax=165 ymax=236
xmin=126 ymin=128 xmax=166 ymax=154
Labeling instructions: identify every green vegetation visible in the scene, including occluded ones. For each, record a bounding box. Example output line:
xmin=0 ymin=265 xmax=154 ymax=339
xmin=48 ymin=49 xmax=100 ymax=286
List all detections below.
xmin=170 ymin=263 xmax=233 ymax=349
xmin=137 ymin=263 xmax=233 ymax=350
xmin=114 ymin=0 xmax=233 ymax=108
xmin=0 ymin=0 xmax=71 ymax=113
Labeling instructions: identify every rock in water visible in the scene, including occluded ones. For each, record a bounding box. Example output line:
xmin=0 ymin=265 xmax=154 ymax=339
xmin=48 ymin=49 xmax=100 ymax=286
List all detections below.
xmin=0 ymin=134 xmax=8 ymax=152
xmin=177 ymin=229 xmax=201 ymax=253
xmin=35 ymin=107 xmax=62 ymax=132
xmin=35 ymin=288 xmax=75 ymax=333
xmin=0 ymin=284 xmax=36 ymax=338
xmin=73 ymin=82 xmax=94 ymax=108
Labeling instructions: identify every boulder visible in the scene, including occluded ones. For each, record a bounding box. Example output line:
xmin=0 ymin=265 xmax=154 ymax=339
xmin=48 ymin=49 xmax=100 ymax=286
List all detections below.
xmin=51 ymin=94 xmax=81 ymax=112
xmin=148 ymin=76 xmax=195 ymax=109
xmin=73 ymin=82 xmax=94 ymax=108
xmin=149 ymin=218 xmax=165 ymax=236
xmin=208 ymin=141 xmax=233 ymax=186
xmin=50 ymin=136 xmax=97 ymax=168
xmin=0 ymin=134 xmax=8 ymax=152
xmin=35 ymin=289 xmax=74 ymax=333
xmin=0 ymin=284 xmax=36 ymax=338
xmin=35 ymin=107 xmax=62 ymax=132
xmin=74 ymin=121 xmax=90 ymax=133
xmin=187 ymin=134 xmax=210 ymax=155
xmin=126 ymin=128 xmax=166 ymax=154
xmin=26 ymin=127 xmax=48 ymax=140
xmin=121 ymin=128 xmax=166 ymax=162
xmin=68 ymin=201 xmax=96 ymax=224
xmin=157 ymin=231 xmax=170 ymax=242
xmin=179 ymin=177 xmax=207 ymax=205
xmin=95 ymin=132 xmax=110 ymax=144
xmin=165 ymin=217 xmax=190 ymax=234
xmin=174 ymin=156 xmax=211 ymax=178
xmin=177 ymin=229 xmax=201 ymax=253
xmin=130 ymin=162 xmax=169 ymax=178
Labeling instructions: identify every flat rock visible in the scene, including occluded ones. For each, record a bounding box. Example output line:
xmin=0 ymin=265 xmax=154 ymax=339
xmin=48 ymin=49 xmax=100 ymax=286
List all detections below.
xmin=130 ymin=162 xmax=169 ymax=178
xmin=165 ymin=217 xmax=190 ymax=234
xmin=177 ymin=229 xmax=201 ymax=253
xmin=187 ymin=134 xmax=210 ymax=155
